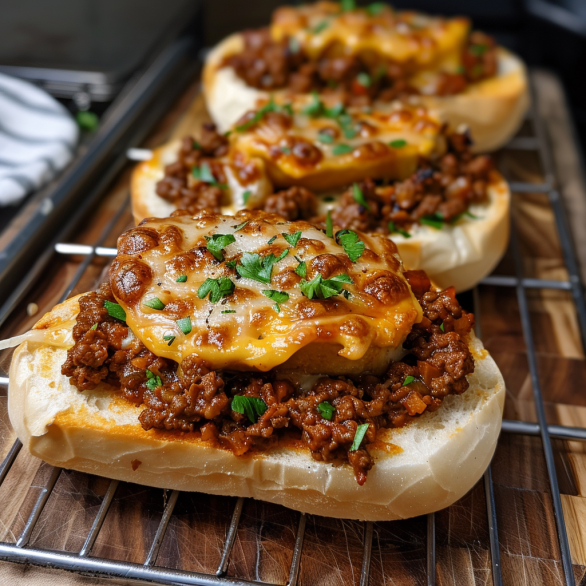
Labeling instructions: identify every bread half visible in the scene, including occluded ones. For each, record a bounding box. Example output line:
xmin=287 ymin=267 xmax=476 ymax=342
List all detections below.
xmin=203 ymin=33 xmax=528 ymax=152
xmin=7 ymin=295 xmax=505 ymax=521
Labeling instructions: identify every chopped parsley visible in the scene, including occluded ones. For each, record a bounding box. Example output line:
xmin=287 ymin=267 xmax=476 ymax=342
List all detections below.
xmin=267 ymin=235 xmax=277 ymax=245
xmin=366 ymin=2 xmax=386 ymax=15
xmin=420 ymin=214 xmax=444 ymax=230
xmin=337 ymin=229 xmax=365 ymax=262
xmin=317 ymin=131 xmax=334 ymax=144
xmin=388 ymin=221 xmax=411 ymax=238
xmin=310 ymin=20 xmax=329 ymax=34
xmin=402 ymin=375 xmax=415 ymax=387
xmin=318 ymin=401 xmax=335 ymax=420
xmin=225 ymin=260 xmax=237 ymax=269
xmin=352 ymin=183 xmax=370 ymax=210
xmin=294 ymin=259 xmax=307 ymax=277
xmin=222 ymin=309 xmax=236 ymax=314
xmin=356 ymin=72 xmax=371 ymax=87
xmin=205 ymin=233 xmax=236 ymax=261
xmin=282 ymin=231 xmax=302 ymax=247
xmin=145 ymin=369 xmax=162 ymax=391
xmin=465 ymin=210 xmax=479 ymax=219
xmin=389 ymin=139 xmax=407 ymax=148
xmin=341 ymin=0 xmax=355 ymax=11
xmin=262 ymin=289 xmax=290 ymax=313
xmin=176 ymin=275 xmax=187 ymax=283
xmin=232 ymin=220 xmax=248 ymax=232
xmin=243 ymin=190 xmax=252 ymax=205
xmin=232 ymin=395 xmax=267 ymax=423
xmin=350 ymin=423 xmax=369 ymax=451
xmin=176 ymin=316 xmax=192 ymax=335
xmin=192 ymin=161 xmax=227 ymax=189
xmin=104 ymin=300 xmax=126 ymax=322
xmin=143 ymin=297 xmax=165 ymax=310
xmin=326 ymin=210 xmax=333 ymax=238
xmin=163 ymin=335 xmax=175 ymax=346
xmin=280 ymin=146 xmax=292 ymax=155
xmin=440 ymin=323 xmax=445 ymax=332
xmin=193 ymin=140 xmax=201 ymax=149
xmin=289 ymin=37 xmax=300 ymax=54
xmin=198 ymin=277 xmax=235 ymax=303
xmin=322 ymin=196 xmax=335 ymax=202
xmin=90 ymin=323 xmax=98 ymax=330
xmin=303 ymin=94 xmax=356 ymax=138
xmin=332 ymin=143 xmax=354 ymax=156
xmin=469 ymin=44 xmax=489 ymax=57
xmin=236 ymin=251 xmax=287 ymax=284
xmin=299 ymin=273 xmax=353 ymax=300
xmin=235 ymin=97 xmax=291 ymax=132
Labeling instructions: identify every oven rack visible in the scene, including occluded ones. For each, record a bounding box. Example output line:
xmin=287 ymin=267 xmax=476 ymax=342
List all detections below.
xmin=0 ymin=73 xmax=584 ymax=586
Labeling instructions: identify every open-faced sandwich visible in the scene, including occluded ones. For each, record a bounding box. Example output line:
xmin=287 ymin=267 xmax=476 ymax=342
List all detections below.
xmin=132 ymin=107 xmax=509 ymax=291
xmin=203 ymin=1 xmax=529 ymax=152
xmin=5 ymin=210 xmax=504 ymax=521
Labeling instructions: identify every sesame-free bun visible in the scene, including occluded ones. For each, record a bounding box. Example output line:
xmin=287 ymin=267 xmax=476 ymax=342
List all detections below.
xmin=203 ymin=33 xmax=528 ymax=152
xmin=7 ymin=295 xmax=505 ymax=521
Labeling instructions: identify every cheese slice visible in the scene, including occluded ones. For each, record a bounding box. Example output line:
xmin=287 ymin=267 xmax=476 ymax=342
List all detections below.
xmin=229 ymin=99 xmax=445 ymax=191
xmin=110 ymin=211 xmax=422 ymax=372
xmin=271 ymin=2 xmax=470 ymax=71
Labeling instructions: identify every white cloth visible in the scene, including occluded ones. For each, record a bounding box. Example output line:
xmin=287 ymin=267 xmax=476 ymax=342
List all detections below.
xmin=0 ymin=72 xmax=79 ymax=206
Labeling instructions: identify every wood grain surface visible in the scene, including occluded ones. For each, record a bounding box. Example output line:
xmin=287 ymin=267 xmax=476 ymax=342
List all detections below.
xmin=0 ymin=70 xmax=586 ymax=585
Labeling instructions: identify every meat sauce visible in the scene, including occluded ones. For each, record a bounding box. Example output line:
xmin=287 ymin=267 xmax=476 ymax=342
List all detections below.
xmin=62 ymin=270 xmax=475 ymax=485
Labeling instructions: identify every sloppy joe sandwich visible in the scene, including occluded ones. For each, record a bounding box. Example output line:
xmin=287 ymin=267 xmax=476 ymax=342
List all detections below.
xmin=203 ymin=1 xmax=529 ymax=151
xmin=6 ymin=211 xmax=505 ymax=520
xmin=132 ymin=121 xmax=510 ymax=291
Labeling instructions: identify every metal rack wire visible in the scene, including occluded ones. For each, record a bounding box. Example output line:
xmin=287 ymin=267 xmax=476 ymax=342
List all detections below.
xmin=0 ymin=74 xmax=585 ymax=585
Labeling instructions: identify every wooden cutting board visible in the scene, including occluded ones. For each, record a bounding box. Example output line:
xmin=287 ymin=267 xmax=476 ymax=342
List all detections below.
xmin=0 ymin=69 xmax=585 ymax=586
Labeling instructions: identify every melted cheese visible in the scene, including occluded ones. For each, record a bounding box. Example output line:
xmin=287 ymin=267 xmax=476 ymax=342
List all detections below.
xmin=230 ymin=100 xmax=445 ymax=191
xmin=112 ymin=211 xmax=422 ymax=372
xmin=271 ymin=2 xmax=470 ymax=71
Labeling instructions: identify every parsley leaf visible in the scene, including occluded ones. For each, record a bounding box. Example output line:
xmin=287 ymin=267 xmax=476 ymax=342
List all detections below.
xmin=282 ymin=231 xmax=302 ymax=247
xmin=280 ymin=146 xmax=292 ymax=155
xmin=303 ymin=92 xmax=325 ymax=117
xmin=232 ymin=395 xmax=267 ymax=423
xmin=205 ymin=233 xmax=236 ymax=261
xmin=192 ymin=161 xmax=227 ymax=189
xmin=440 ymin=323 xmax=445 ymax=332
xmin=465 ymin=210 xmax=479 ymax=219
xmin=267 ymin=235 xmax=277 ymax=245
xmin=469 ymin=44 xmax=489 ymax=57
xmin=332 ymin=143 xmax=354 ymax=156
xmin=104 ymin=300 xmax=126 ymax=322
xmin=402 ymin=375 xmax=415 ymax=387
xmin=420 ymin=214 xmax=444 ymax=230
xmin=388 ymin=221 xmax=411 ymax=238
xmin=232 ymin=220 xmax=248 ymax=232
xmin=143 ymin=297 xmax=165 ymax=310
xmin=318 ymin=401 xmax=335 ymax=420
xmin=235 ymin=96 xmax=292 ymax=132
xmin=389 ymin=139 xmax=407 ymax=148
xmin=356 ymin=72 xmax=371 ymax=87
xmin=176 ymin=317 xmax=192 ymax=335
xmin=367 ymin=2 xmax=386 ymax=15
xmin=352 ymin=183 xmax=370 ymax=210
xmin=222 ymin=309 xmax=236 ymax=314
xmin=163 ymin=335 xmax=175 ymax=346
xmin=341 ymin=0 xmax=356 ymax=11
xmin=294 ymin=260 xmax=307 ymax=277
xmin=90 ymin=323 xmax=98 ymax=330
xmin=326 ymin=210 xmax=333 ymax=238
xmin=225 ymin=260 xmax=237 ymax=269
xmin=236 ymin=252 xmax=283 ymax=284
xmin=299 ymin=273 xmax=353 ymax=299
xmin=176 ymin=275 xmax=187 ymax=283
xmin=337 ymin=229 xmax=365 ymax=262
xmin=311 ymin=20 xmax=329 ymax=34
xmin=145 ymin=369 xmax=162 ymax=391
xmin=350 ymin=423 xmax=369 ymax=451
xmin=317 ymin=131 xmax=334 ymax=144
xmin=198 ymin=277 xmax=235 ymax=303
xmin=243 ymin=190 xmax=252 ymax=205
xmin=262 ymin=289 xmax=290 ymax=313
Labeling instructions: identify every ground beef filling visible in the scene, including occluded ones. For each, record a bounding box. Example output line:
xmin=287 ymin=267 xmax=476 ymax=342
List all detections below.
xmin=224 ymin=27 xmax=497 ymax=104
xmin=62 ymin=271 xmax=475 ymax=485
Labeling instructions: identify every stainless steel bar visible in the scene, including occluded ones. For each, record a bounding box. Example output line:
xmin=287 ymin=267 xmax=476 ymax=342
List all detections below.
xmin=54 ymin=243 xmax=117 ymax=257
xmin=216 ymin=497 xmax=244 ymax=577
xmin=0 ymin=543 xmax=281 ymax=586
xmin=16 ymin=466 xmax=62 ymax=548
xmin=0 ymin=440 xmax=22 ymax=487
xmin=483 ymin=466 xmax=503 ymax=586
xmin=78 ymin=480 xmax=119 ymax=557
xmin=144 ymin=489 xmax=180 ymax=566
xmin=510 ymin=217 xmax=574 ymax=586
xmin=508 ymin=181 xmax=552 ymax=193
xmin=426 ymin=513 xmax=435 ymax=586
xmin=502 ymin=419 xmax=586 ymax=441
xmin=126 ymin=148 xmax=154 ymax=161
xmin=287 ymin=513 xmax=306 ymax=586
xmin=359 ymin=521 xmax=373 ymax=586
xmin=0 ymin=377 xmax=8 ymax=386
xmin=480 ymin=275 xmax=571 ymax=290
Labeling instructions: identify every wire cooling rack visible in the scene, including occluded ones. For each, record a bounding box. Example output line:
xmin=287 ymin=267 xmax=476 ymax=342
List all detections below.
xmin=0 ymin=74 xmax=585 ymax=586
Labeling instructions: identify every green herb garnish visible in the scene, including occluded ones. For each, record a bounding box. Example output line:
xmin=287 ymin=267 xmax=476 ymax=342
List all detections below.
xmin=311 ymin=20 xmax=329 ymax=34
xmin=232 ymin=395 xmax=267 ymax=423
xmin=222 ymin=310 xmax=236 ymax=314
xmin=356 ymin=72 xmax=371 ymax=87
xmin=205 ymin=233 xmax=236 ymax=261
xmin=299 ymin=273 xmax=353 ymax=300
xmin=192 ymin=161 xmax=227 ymax=189
xmin=163 ymin=335 xmax=175 ymax=346
xmin=232 ymin=220 xmax=249 ymax=232
xmin=145 ymin=369 xmax=162 ymax=391
xmin=341 ymin=0 xmax=356 ymax=11
xmin=104 ymin=300 xmax=126 ymax=322
xmin=90 ymin=323 xmax=98 ymax=330
xmin=235 ymin=96 xmax=291 ymax=132
xmin=389 ymin=139 xmax=407 ymax=148
xmin=332 ymin=143 xmax=354 ymax=156
xmin=280 ymin=146 xmax=292 ymax=155
xmin=317 ymin=131 xmax=334 ymax=144
xmin=465 ymin=210 xmax=479 ymax=219
xmin=176 ymin=316 xmax=192 ymax=335
xmin=225 ymin=260 xmax=237 ymax=269
xmin=268 ymin=235 xmax=277 ymax=245
xmin=337 ymin=229 xmax=365 ymax=262
xmin=282 ymin=231 xmax=302 ymax=247
xmin=243 ymin=190 xmax=252 ymax=205
xmin=318 ymin=401 xmax=335 ymax=420
xmin=289 ymin=37 xmax=300 ymax=54
xmin=294 ymin=260 xmax=307 ymax=277
xmin=262 ymin=289 xmax=290 ymax=313
xmin=366 ymin=2 xmax=386 ymax=15
xmin=420 ymin=214 xmax=444 ymax=230
xmin=350 ymin=423 xmax=369 ymax=451
xmin=470 ymin=44 xmax=489 ymax=57
xmin=198 ymin=277 xmax=235 ymax=303
xmin=402 ymin=375 xmax=415 ymax=387
xmin=236 ymin=251 xmax=286 ymax=284
xmin=352 ymin=183 xmax=370 ymax=210
xmin=143 ymin=297 xmax=165 ymax=311
xmin=176 ymin=275 xmax=187 ymax=283
xmin=440 ymin=323 xmax=445 ymax=332
xmin=326 ymin=210 xmax=333 ymax=238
